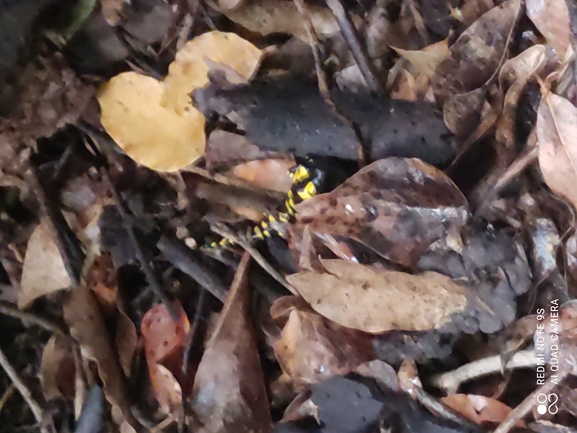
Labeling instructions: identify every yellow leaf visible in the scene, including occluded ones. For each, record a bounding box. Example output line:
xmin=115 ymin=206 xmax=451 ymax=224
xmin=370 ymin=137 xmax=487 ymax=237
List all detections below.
xmin=162 ymin=31 xmax=263 ymax=114
xmin=98 ymin=72 xmax=205 ymax=172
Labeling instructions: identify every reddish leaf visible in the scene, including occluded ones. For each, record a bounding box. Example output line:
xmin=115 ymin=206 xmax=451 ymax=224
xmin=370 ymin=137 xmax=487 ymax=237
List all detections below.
xmin=141 ymin=300 xmax=191 ymax=414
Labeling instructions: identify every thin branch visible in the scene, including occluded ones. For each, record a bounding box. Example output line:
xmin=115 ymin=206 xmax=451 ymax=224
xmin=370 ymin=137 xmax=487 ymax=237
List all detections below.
xmin=100 ymin=167 xmax=178 ymax=321
xmin=0 ymin=347 xmax=50 ymax=432
xmin=494 ymin=367 xmax=569 ymax=433
xmin=0 ymin=303 xmax=68 ymax=340
xmin=325 ymin=0 xmax=383 ymax=93
xmin=431 ymin=349 xmax=540 ymax=393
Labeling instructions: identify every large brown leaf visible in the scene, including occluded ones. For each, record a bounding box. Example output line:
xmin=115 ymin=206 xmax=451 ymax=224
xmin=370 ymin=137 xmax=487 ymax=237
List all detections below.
xmin=431 ymin=0 xmax=521 ymax=102
xmin=293 ymin=158 xmax=469 ymax=267
xmin=189 ymin=253 xmax=272 ymax=433
xmin=537 ymin=93 xmax=577 ymax=208
xmin=286 ymin=259 xmax=469 ymax=333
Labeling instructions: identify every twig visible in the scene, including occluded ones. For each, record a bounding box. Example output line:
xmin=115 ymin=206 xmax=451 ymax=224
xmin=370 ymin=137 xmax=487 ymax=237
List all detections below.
xmin=210 ymin=224 xmax=298 ymax=296
xmin=325 ymin=0 xmax=383 ymax=94
xmin=0 ymin=347 xmax=48 ymax=432
xmin=28 ymin=161 xmax=84 ymax=286
xmin=100 ymin=167 xmax=178 ymax=321
xmin=431 ymin=349 xmax=540 ymax=393
xmin=473 ymin=135 xmax=539 ymax=215
xmin=181 ymin=287 xmax=206 ymax=373
xmin=0 ymin=384 xmax=15 ymax=412
xmin=0 ymin=303 xmax=68 ymax=340
xmin=494 ymin=367 xmax=569 ymax=433
xmin=157 ymin=235 xmax=228 ymax=303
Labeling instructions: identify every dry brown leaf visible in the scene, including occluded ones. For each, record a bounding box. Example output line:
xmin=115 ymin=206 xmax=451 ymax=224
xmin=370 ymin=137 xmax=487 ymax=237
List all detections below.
xmin=432 ymin=0 xmax=521 ymax=102
xmin=536 ymin=92 xmax=577 ymax=208
xmin=271 ymin=296 xmax=372 ymax=387
xmin=526 ymin=0 xmax=570 ymax=59
xmin=392 ymin=39 xmax=449 ymax=79
xmin=190 ymin=253 xmax=271 ymax=433
xmin=63 ymin=285 xmax=137 ymax=429
xmin=39 ymin=335 xmax=75 ymax=401
xmin=286 ymin=260 xmax=468 ymax=333
xmin=499 ymin=45 xmax=547 ymax=86
xmin=442 ymin=394 xmax=515 ymax=425
xmin=141 ymin=300 xmax=191 ymax=414
xmin=216 ymin=0 xmax=340 ymax=41
xmin=98 ymin=72 xmax=205 ymax=172
xmin=293 ymin=158 xmax=469 ymax=267
xmin=19 ymin=221 xmax=72 ymax=309
xmin=162 ymin=31 xmax=263 ymax=115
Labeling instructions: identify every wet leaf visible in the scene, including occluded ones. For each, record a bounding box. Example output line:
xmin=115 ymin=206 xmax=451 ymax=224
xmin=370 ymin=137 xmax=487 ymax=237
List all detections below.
xmin=443 ymin=87 xmax=488 ymax=138
xmin=294 ymin=158 xmax=469 ymax=267
xmin=141 ymin=300 xmax=190 ymax=414
xmin=286 ymin=259 xmax=469 ymax=333
xmin=537 ymin=92 xmax=577 ymax=208
xmin=271 ymin=296 xmax=373 ymax=387
xmin=63 ymin=285 xmax=137 ymax=429
xmin=432 ymin=0 xmax=521 ymax=101
xmin=526 ymin=0 xmax=570 ymax=59
xmin=190 ymin=253 xmax=272 ymax=432
xmin=98 ymin=72 xmax=206 ymax=172
xmin=162 ymin=31 xmax=263 ymax=115
xmin=442 ymin=394 xmax=515 ymax=425
xmin=19 ymin=220 xmax=72 ymax=309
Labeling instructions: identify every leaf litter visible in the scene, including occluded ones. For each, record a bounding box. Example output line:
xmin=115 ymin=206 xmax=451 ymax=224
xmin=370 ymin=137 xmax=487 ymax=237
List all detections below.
xmin=4 ymin=0 xmax=577 ymax=432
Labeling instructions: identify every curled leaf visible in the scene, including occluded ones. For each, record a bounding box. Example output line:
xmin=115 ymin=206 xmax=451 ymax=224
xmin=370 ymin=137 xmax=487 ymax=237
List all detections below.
xmin=286 ymin=259 xmax=469 ymax=333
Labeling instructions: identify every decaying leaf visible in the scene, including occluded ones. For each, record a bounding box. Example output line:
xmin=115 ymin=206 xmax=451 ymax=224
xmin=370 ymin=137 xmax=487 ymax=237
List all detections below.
xmin=526 ymin=0 xmax=570 ymax=59
xmin=286 ymin=259 xmax=469 ymax=333
xmin=98 ymin=72 xmax=206 ymax=172
xmin=432 ymin=0 xmax=521 ymax=101
xmin=442 ymin=394 xmax=515 ymax=425
xmin=536 ymin=92 xmax=577 ymax=208
xmin=189 ymin=253 xmax=272 ymax=433
xmin=271 ymin=296 xmax=373 ymax=387
xmin=63 ymin=285 xmax=137 ymax=429
xmin=216 ymin=0 xmax=340 ymax=41
xmin=141 ymin=300 xmax=190 ymax=414
xmin=19 ymin=220 xmax=72 ymax=309
xmin=162 ymin=31 xmax=263 ymax=115
xmin=294 ymin=158 xmax=469 ymax=267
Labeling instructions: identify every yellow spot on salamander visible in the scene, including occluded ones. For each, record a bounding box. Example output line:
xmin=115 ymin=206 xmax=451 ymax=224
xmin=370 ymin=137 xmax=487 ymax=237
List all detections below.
xmin=297 ymin=181 xmax=317 ymax=200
